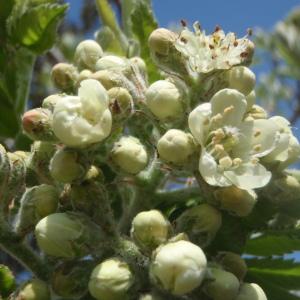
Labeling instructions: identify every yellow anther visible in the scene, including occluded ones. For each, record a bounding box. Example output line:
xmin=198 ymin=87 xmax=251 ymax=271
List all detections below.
xmin=211 ymin=113 xmax=223 ymax=123
xmin=215 ymin=144 xmax=225 ymax=153
xmin=223 ymin=105 xmax=234 ymax=114
xmin=254 ymin=130 xmax=261 ymax=137
xmin=219 ymin=156 xmax=233 ymax=169
xmin=251 ymin=157 xmax=259 ymax=164
xmin=203 ymin=118 xmax=210 ymax=126
xmin=253 ymin=144 xmax=262 ymax=152
xmin=232 ymin=158 xmax=242 ymax=166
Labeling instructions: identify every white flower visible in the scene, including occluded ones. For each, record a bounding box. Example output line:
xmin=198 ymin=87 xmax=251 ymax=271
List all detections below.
xmin=151 ymin=240 xmax=207 ymax=295
xmin=52 ymin=79 xmax=112 ymax=147
xmin=188 ymin=88 xmax=279 ymax=190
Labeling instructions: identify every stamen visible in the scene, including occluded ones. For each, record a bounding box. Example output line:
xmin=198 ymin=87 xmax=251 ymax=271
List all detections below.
xmin=233 ymin=158 xmax=242 ymax=166
xmin=253 ymin=144 xmax=261 ymax=152
xmin=211 ymin=113 xmax=222 ymax=123
xmin=223 ymin=105 xmax=234 ymax=114
xmin=219 ymin=156 xmax=233 ymax=169
xmin=254 ymin=130 xmax=261 ymax=137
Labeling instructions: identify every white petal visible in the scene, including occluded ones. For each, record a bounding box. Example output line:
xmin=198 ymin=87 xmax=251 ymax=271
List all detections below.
xmin=211 ymin=88 xmax=247 ymax=127
xmin=188 ymin=103 xmax=212 ymax=145
xmin=224 ymin=162 xmax=271 ymax=190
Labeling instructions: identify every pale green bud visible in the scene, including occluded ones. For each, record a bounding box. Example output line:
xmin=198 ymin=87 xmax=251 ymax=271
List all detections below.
xmin=175 ymin=204 xmax=222 ymax=247
xmin=88 ymin=258 xmax=133 ymax=300
xmin=42 ymin=94 xmax=64 ymax=112
xmin=145 ymin=80 xmax=184 ymax=120
xmin=131 ymin=210 xmax=171 ymax=253
xmin=214 ymin=186 xmax=257 ymax=217
xmin=49 ymin=149 xmax=86 ymax=183
xmin=77 ymin=69 xmax=93 ymax=84
xmin=96 ymin=55 xmax=127 ymax=71
xmin=236 ymin=283 xmax=267 ymax=300
xmin=151 ymin=240 xmax=207 ymax=295
xmin=91 ymin=70 xmax=123 ymax=90
xmin=22 ymin=108 xmax=56 ymax=141
xmin=227 ymin=66 xmax=256 ymax=96
xmin=74 ymin=40 xmax=103 ymax=70
xmin=130 ymin=56 xmax=147 ymax=74
xmin=35 ymin=212 xmax=102 ymax=258
xmin=111 ymin=136 xmax=148 ymax=174
xmin=217 ymin=252 xmax=247 ymax=281
xmin=204 ymin=268 xmax=240 ymax=300
xmin=51 ymin=63 xmax=78 ymax=91
xmin=245 ymin=90 xmax=256 ymax=111
xmin=148 ymin=28 xmax=178 ymax=56
xmin=17 ymin=279 xmax=50 ymax=300
xmin=157 ymin=129 xmax=196 ymax=165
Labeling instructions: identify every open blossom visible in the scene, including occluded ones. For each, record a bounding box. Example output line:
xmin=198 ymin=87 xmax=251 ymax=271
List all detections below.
xmin=188 ymin=88 xmax=280 ymax=190
xmin=52 ymin=79 xmax=112 ymax=147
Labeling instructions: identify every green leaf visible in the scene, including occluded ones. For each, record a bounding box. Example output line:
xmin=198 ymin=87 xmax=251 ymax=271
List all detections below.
xmin=131 ymin=1 xmax=160 ymax=82
xmin=245 ymin=232 xmax=300 ymax=256
xmin=247 ymin=258 xmax=300 ymax=290
xmin=8 ymin=3 xmax=68 ymax=54
xmin=0 ymin=264 xmax=15 ymax=298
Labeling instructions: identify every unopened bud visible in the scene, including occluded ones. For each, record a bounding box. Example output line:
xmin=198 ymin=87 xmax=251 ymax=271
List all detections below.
xmin=131 ymin=210 xmax=171 ymax=253
xmin=236 ymin=283 xmax=267 ymax=300
xmin=214 ymin=186 xmax=257 ymax=217
xmin=145 ymin=80 xmax=184 ymax=120
xmin=95 ymin=55 xmax=127 ymax=71
xmin=217 ymin=252 xmax=247 ymax=281
xmin=74 ymin=40 xmax=103 ymax=70
xmin=245 ymin=90 xmax=256 ymax=111
xmin=130 ymin=56 xmax=147 ymax=75
xmin=42 ymin=94 xmax=64 ymax=112
xmin=175 ymin=204 xmax=222 ymax=247
xmin=148 ymin=28 xmax=178 ymax=56
xmin=151 ymin=240 xmax=207 ymax=295
xmin=204 ymin=268 xmax=240 ymax=300
xmin=22 ymin=108 xmax=56 ymax=141
xmin=49 ymin=149 xmax=87 ymax=183
xmin=91 ymin=70 xmax=123 ymax=90
xmin=111 ymin=136 xmax=148 ymax=174
xmin=51 ymin=63 xmax=78 ymax=91
xmin=17 ymin=279 xmax=50 ymax=300
xmin=77 ymin=69 xmax=93 ymax=84
xmin=88 ymin=258 xmax=133 ymax=300
xmin=227 ymin=66 xmax=256 ymax=96
xmin=157 ymin=129 xmax=196 ymax=164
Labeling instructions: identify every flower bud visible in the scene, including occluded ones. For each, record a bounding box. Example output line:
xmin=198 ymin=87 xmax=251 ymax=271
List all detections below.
xmin=227 ymin=66 xmax=256 ymax=96
xmin=146 ymin=80 xmax=184 ymax=120
xmin=214 ymin=186 xmax=257 ymax=217
xmin=151 ymin=240 xmax=207 ymax=295
xmin=51 ymin=260 xmax=94 ymax=299
xmin=131 ymin=210 xmax=171 ymax=253
xmin=157 ymin=129 xmax=196 ymax=165
xmin=111 ymin=136 xmax=148 ymax=174
xmin=175 ymin=204 xmax=222 ymax=247
xmin=0 ymin=265 xmax=15 ymax=298
xmin=95 ymin=55 xmax=127 ymax=71
xmin=51 ymin=63 xmax=78 ymax=91
xmin=148 ymin=28 xmax=177 ymax=56
xmin=236 ymin=283 xmax=267 ymax=300
xmin=22 ymin=108 xmax=56 ymax=141
xmin=91 ymin=70 xmax=123 ymax=90
xmin=204 ymin=268 xmax=240 ymax=300
xmin=217 ymin=252 xmax=247 ymax=281
xmin=17 ymin=279 xmax=50 ymax=300
xmin=35 ymin=212 xmax=103 ymax=258
xmin=88 ymin=258 xmax=133 ymax=300
xmin=130 ymin=56 xmax=147 ymax=75
xmin=108 ymin=87 xmax=133 ymax=122
xmin=52 ymin=79 xmax=112 ymax=147
xmin=245 ymin=90 xmax=255 ymax=110
xmin=42 ymin=94 xmax=63 ymax=112
xmin=49 ymin=149 xmax=87 ymax=183
xmin=74 ymin=40 xmax=103 ymax=70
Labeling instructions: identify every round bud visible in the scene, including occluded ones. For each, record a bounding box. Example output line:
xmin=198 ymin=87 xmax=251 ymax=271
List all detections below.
xmin=88 ymin=258 xmax=133 ymax=300
xmin=227 ymin=66 xmax=256 ymax=96
xmin=214 ymin=186 xmax=257 ymax=217
xmin=175 ymin=204 xmax=222 ymax=247
xmin=77 ymin=69 xmax=93 ymax=84
xmin=91 ymin=70 xmax=122 ymax=90
xmin=108 ymin=87 xmax=133 ymax=122
xmin=33 ymin=184 xmax=59 ymax=218
xmin=157 ymin=129 xmax=195 ymax=165
xmin=22 ymin=108 xmax=56 ymax=141
xmin=111 ymin=136 xmax=148 ymax=174
xmin=95 ymin=55 xmax=127 ymax=71
xmin=245 ymin=90 xmax=256 ymax=111
xmin=131 ymin=210 xmax=170 ymax=253
xmin=74 ymin=40 xmax=103 ymax=70
xmin=42 ymin=94 xmax=63 ymax=112
xmin=49 ymin=149 xmax=85 ymax=183
xmin=217 ymin=252 xmax=247 ymax=281
xmin=148 ymin=28 xmax=177 ymax=55
xmin=145 ymin=80 xmax=184 ymax=120
xmin=17 ymin=279 xmax=50 ymax=300
xmin=35 ymin=213 xmax=95 ymax=258
xmin=236 ymin=283 xmax=267 ymax=300
xmin=204 ymin=268 xmax=240 ymax=300
xmin=130 ymin=56 xmax=147 ymax=74
xmin=151 ymin=240 xmax=207 ymax=295
xmin=51 ymin=63 xmax=78 ymax=91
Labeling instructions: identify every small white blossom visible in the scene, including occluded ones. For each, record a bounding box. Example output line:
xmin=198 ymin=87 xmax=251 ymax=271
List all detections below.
xmin=52 ymin=79 xmax=112 ymax=147
xmin=188 ymin=88 xmax=280 ymax=190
